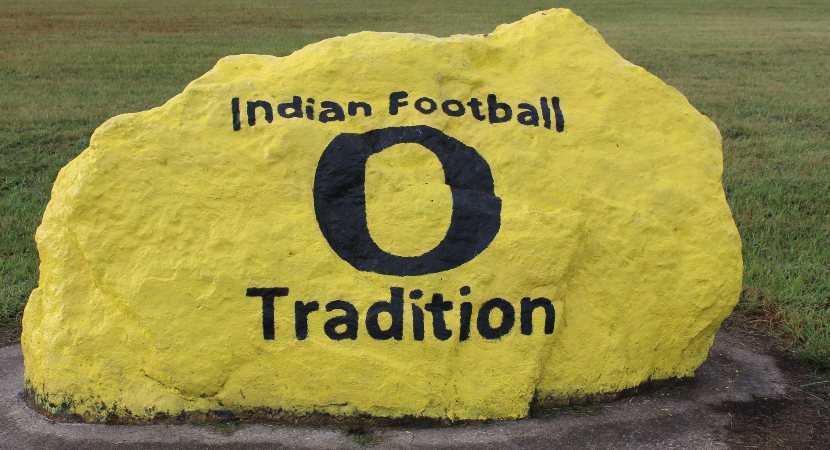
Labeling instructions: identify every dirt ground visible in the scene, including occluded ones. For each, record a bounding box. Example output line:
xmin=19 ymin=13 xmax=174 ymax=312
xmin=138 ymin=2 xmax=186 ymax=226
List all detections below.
xmin=1 ymin=316 xmax=828 ymax=449
xmin=0 ymin=326 xmax=20 ymax=348
xmin=714 ymin=316 xmax=830 ymax=449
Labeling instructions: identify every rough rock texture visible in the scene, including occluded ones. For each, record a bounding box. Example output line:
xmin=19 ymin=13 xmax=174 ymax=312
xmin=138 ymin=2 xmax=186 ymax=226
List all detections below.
xmin=22 ymin=9 xmax=742 ymax=422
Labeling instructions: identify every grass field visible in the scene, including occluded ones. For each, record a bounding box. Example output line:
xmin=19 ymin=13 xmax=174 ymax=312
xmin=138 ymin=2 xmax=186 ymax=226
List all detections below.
xmin=1 ymin=0 xmax=828 ymax=367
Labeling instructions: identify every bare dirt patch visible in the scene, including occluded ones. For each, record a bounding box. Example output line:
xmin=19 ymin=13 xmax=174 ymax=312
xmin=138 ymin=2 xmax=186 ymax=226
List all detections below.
xmin=0 ymin=325 xmax=21 ymax=347
xmin=718 ymin=313 xmax=830 ymax=449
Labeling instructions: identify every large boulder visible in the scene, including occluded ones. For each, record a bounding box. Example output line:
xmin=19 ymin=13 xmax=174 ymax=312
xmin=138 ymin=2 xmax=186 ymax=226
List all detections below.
xmin=23 ymin=9 xmax=742 ymax=422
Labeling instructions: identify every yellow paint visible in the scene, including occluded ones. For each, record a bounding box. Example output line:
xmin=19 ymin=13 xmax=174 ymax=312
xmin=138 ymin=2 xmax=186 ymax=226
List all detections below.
xmin=366 ymin=143 xmax=453 ymax=257
xmin=22 ymin=8 xmax=742 ymax=422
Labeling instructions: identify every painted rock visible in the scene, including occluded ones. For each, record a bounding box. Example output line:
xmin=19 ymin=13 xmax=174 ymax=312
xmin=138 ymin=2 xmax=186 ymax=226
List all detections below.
xmin=23 ymin=8 xmax=742 ymax=422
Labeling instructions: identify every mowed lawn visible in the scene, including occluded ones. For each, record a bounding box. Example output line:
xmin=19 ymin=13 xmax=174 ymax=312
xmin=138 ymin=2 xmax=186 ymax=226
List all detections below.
xmin=1 ymin=0 xmax=828 ymax=367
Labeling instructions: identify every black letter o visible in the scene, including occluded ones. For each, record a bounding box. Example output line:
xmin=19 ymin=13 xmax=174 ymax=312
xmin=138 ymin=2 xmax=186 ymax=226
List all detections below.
xmin=414 ymin=97 xmax=437 ymax=114
xmin=442 ymin=99 xmax=466 ymax=117
xmin=477 ymin=298 xmax=515 ymax=340
xmin=313 ymin=125 xmax=501 ymax=276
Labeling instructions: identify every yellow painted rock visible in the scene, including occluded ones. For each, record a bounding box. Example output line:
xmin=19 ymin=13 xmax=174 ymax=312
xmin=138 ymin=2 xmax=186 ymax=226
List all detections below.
xmin=23 ymin=8 xmax=742 ymax=422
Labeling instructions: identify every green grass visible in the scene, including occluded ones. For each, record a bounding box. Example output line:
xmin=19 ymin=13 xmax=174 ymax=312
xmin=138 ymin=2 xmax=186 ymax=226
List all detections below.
xmin=1 ymin=0 xmax=828 ymax=368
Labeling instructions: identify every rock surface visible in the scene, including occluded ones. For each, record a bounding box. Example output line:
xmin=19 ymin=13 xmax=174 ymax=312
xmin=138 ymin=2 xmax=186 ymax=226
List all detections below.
xmin=23 ymin=8 xmax=742 ymax=422
xmin=5 ymin=331 xmax=788 ymax=449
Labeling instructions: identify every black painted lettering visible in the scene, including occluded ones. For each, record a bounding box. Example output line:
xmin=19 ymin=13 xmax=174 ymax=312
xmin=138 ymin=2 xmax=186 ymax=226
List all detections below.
xmin=517 ymin=103 xmax=539 ymax=126
xmin=487 ymin=94 xmax=512 ymax=124
xmin=389 ymin=91 xmax=409 ymax=115
xmin=246 ymin=287 xmax=289 ymax=340
xmin=277 ymin=96 xmax=303 ymax=119
xmin=424 ymin=293 xmax=453 ymax=341
xmin=348 ymin=101 xmax=372 ymax=117
xmin=324 ymin=300 xmax=359 ymax=340
xmin=319 ymin=101 xmax=345 ymax=123
xmin=460 ymin=286 xmax=471 ymax=296
xmin=477 ymin=298 xmax=515 ymax=340
xmin=414 ymin=97 xmax=437 ymax=114
xmin=459 ymin=301 xmax=472 ymax=341
xmin=313 ymin=125 xmax=501 ymax=276
xmin=441 ymin=99 xmax=466 ymax=117
xmin=467 ymin=98 xmax=486 ymax=121
xmin=305 ymin=98 xmax=315 ymax=121
xmin=247 ymin=100 xmax=273 ymax=127
xmin=409 ymin=289 xmax=423 ymax=300
xmin=540 ymin=97 xmax=552 ymax=129
xmin=295 ymin=301 xmax=319 ymax=340
xmin=366 ymin=287 xmax=404 ymax=340
xmin=520 ymin=297 xmax=555 ymax=335
xmin=412 ymin=304 xmax=425 ymax=341
xmin=552 ymin=96 xmax=565 ymax=132
xmin=232 ymin=97 xmax=241 ymax=131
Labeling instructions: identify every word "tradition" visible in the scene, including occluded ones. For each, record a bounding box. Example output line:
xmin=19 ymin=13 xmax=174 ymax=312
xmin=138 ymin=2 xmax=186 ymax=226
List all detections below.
xmin=246 ymin=287 xmax=555 ymax=342
xmin=231 ymin=91 xmax=565 ymax=132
